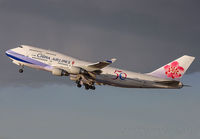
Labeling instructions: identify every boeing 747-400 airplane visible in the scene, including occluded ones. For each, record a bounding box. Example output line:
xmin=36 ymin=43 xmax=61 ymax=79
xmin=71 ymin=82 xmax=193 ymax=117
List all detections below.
xmin=6 ymin=45 xmax=195 ymax=90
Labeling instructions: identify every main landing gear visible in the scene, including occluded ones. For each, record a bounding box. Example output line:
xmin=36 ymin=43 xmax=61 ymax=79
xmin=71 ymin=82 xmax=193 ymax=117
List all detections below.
xmin=77 ymin=82 xmax=82 ymax=88
xmin=84 ymin=84 xmax=96 ymax=90
xmin=76 ymin=78 xmax=82 ymax=88
xmin=76 ymin=77 xmax=96 ymax=90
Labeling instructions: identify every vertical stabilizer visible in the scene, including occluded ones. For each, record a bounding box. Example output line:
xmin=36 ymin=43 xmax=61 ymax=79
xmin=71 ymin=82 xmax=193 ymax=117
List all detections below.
xmin=148 ymin=55 xmax=195 ymax=80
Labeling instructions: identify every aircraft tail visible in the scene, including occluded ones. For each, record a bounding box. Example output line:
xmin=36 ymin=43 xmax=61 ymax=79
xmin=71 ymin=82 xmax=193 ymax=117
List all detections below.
xmin=148 ymin=55 xmax=195 ymax=80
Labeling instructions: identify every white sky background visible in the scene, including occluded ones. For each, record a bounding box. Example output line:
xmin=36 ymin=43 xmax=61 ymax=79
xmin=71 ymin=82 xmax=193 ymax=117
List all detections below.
xmin=0 ymin=0 xmax=200 ymax=138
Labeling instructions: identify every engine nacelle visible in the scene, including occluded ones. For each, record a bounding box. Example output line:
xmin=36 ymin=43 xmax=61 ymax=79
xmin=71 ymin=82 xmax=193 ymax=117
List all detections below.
xmin=66 ymin=66 xmax=88 ymax=75
xmin=52 ymin=68 xmax=69 ymax=76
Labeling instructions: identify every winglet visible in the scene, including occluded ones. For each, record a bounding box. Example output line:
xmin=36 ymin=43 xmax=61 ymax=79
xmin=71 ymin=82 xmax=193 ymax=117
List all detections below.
xmin=106 ymin=58 xmax=117 ymax=63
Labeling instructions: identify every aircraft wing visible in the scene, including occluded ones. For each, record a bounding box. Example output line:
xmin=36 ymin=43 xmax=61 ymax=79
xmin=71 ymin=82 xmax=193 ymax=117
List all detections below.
xmin=52 ymin=58 xmax=116 ymax=84
xmin=84 ymin=58 xmax=117 ymax=71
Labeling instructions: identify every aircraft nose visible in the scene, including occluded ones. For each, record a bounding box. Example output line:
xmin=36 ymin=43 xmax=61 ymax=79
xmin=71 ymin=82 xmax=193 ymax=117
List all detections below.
xmin=5 ymin=49 xmax=10 ymax=56
xmin=5 ymin=50 xmax=9 ymax=55
xmin=5 ymin=49 xmax=13 ymax=57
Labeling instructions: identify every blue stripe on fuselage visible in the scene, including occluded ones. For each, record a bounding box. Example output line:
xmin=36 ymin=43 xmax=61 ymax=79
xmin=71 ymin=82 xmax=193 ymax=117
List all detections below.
xmin=6 ymin=53 xmax=33 ymax=64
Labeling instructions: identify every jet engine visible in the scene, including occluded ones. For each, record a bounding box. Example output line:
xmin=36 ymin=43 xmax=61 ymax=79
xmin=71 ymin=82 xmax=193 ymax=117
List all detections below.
xmin=52 ymin=68 xmax=69 ymax=76
xmin=66 ymin=66 xmax=88 ymax=75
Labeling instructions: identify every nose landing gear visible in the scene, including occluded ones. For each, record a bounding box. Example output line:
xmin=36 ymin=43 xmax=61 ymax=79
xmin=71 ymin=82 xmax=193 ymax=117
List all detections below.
xmin=19 ymin=69 xmax=24 ymax=73
xmin=19 ymin=65 xmax=24 ymax=73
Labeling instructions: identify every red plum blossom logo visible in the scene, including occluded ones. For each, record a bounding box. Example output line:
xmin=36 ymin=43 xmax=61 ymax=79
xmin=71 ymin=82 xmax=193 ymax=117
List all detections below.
xmin=164 ymin=61 xmax=184 ymax=79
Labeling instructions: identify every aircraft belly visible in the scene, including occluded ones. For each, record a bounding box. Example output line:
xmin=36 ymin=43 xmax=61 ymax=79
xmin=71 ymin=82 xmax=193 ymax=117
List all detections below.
xmin=95 ymin=74 xmax=181 ymax=89
xmin=96 ymin=74 xmax=147 ymax=88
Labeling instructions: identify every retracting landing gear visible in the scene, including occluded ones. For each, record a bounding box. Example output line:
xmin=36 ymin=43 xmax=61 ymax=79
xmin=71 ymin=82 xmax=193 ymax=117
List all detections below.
xmin=89 ymin=85 xmax=96 ymax=90
xmin=84 ymin=84 xmax=95 ymax=90
xmin=77 ymin=83 xmax=82 ymax=88
xmin=19 ymin=69 xmax=24 ymax=73
xmin=19 ymin=65 xmax=24 ymax=73
xmin=84 ymin=84 xmax=90 ymax=90
xmin=76 ymin=77 xmax=82 ymax=88
xmin=75 ymin=76 xmax=96 ymax=90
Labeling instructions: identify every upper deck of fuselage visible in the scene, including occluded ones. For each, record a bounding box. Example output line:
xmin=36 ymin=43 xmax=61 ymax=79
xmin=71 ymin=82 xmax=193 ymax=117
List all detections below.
xmin=6 ymin=45 xmax=91 ymax=66
xmin=9 ymin=45 xmax=77 ymax=59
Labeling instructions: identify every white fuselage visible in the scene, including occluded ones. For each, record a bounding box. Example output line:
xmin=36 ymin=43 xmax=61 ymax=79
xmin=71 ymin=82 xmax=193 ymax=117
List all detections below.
xmin=6 ymin=45 xmax=183 ymax=89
